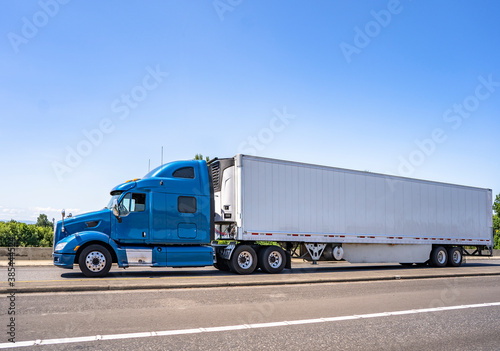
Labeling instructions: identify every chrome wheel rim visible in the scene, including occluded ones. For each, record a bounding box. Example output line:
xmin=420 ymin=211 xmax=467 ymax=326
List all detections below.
xmin=437 ymin=250 xmax=446 ymax=265
xmin=268 ymin=251 xmax=283 ymax=268
xmin=237 ymin=251 xmax=253 ymax=269
xmin=85 ymin=251 xmax=106 ymax=272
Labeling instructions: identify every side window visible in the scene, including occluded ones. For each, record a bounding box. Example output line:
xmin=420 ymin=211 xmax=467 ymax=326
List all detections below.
xmin=119 ymin=193 xmax=146 ymax=215
xmin=178 ymin=196 xmax=197 ymax=213
xmin=130 ymin=193 xmax=146 ymax=212
xmin=173 ymin=167 xmax=195 ymax=179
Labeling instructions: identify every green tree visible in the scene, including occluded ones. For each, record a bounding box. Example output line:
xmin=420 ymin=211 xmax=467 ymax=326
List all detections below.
xmin=0 ymin=220 xmax=53 ymax=247
xmin=493 ymin=194 xmax=500 ymax=216
xmin=494 ymin=194 xmax=500 ymax=249
xmin=494 ymin=216 xmax=500 ymax=249
xmin=194 ymin=154 xmax=210 ymax=162
xmin=36 ymin=213 xmax=53 ymax=229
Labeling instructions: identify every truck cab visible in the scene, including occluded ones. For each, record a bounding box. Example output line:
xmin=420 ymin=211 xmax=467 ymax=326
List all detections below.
xmin=52 ymin=160 xmax=215 ymax=277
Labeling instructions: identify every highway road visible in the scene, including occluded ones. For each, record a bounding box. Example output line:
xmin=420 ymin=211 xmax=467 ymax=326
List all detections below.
xmin=1 ymin=258 xmax=500 ymax=293
xmin=1 ymin=268 xmax=500 ymax=350
xmin=2 ymin=258 xmax=500 ymax=281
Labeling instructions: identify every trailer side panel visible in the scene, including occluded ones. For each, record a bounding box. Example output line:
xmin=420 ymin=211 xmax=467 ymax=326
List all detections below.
xmin=235 ymin=155 xmax=492 ymax=246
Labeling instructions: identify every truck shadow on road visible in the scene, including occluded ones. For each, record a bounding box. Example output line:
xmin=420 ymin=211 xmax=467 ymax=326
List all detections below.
xmin=58 ymin=261 xmax=499 ymax=279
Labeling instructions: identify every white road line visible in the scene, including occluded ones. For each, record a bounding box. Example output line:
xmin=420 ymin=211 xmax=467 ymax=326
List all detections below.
xmin=2 ymin=301 xmax=500 ymax=349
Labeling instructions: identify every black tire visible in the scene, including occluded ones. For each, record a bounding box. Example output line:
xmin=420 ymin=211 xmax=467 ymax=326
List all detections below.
xmin=447 ymin=247 xmax=463 ymax=267
xmin=259 ymin=246 xmax=286 ymax=274
xmin=214 ymin=258 xmax=231 ymax=272
xmin=430 ymin=246 xmax=448 ymax=267
xmin=229 ymin=245 xmax=257 ymax=275
xmin=78 ymin=244 xmax=112 ymax=277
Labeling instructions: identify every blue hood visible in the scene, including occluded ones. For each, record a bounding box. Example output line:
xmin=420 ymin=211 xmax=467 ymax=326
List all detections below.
xmin=53 ymin=208 xmax=111 ymax=246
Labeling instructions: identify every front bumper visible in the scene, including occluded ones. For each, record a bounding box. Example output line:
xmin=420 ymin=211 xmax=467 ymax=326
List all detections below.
xmin=53 ymin=253 xmax=75 ymax=269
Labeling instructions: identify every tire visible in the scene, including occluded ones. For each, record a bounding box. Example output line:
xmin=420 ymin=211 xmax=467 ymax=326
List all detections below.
xmin=430 ymin=246 xmax=448 ymax=267
xmin=214 ymin=258 xmax=231 ymax=272
xmin=229 ymin=245 xmax=257 ymax=275
xmin=447 ymin=247 xmax=463 ymax=267
xmin=259 ymin=246 xmax=286 ymax=274
xmin=78 ymin=244 xmax=112 ymax=277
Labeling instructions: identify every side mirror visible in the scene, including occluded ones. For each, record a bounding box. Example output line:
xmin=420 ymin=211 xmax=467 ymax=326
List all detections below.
xmin=61 ymin=209 xmax=66 ymax=232
xmin=112 ymin=199 xmax=122 ymax=223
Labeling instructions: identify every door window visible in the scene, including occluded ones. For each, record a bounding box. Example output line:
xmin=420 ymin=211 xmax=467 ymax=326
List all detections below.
xmin=120 ymin=193 xmax=146 ymax=216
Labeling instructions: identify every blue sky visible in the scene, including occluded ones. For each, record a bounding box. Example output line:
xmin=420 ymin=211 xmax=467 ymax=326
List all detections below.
xmin=0 ymin=0 xmax=499 ymax=222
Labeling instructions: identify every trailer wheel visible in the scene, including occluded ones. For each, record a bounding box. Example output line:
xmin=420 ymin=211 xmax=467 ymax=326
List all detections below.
xmin=430 ymin=246 xmax=448 ymax=267
xmin=447 ymin=247 xmax=462 ymax=267
xmin=259 ymin=246 xmax=286 ymax=274
xmin=230 ymin=245 xmax=257 ymax=275
xmin=78 ymin=244 xmax=112 ymax=278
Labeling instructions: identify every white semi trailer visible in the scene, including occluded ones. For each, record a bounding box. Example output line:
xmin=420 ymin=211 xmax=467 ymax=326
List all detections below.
xmin=211 ymin=155 xmax=493 ymax=274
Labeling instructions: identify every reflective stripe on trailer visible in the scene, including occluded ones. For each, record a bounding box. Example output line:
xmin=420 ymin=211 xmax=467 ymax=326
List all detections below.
xmin=243 ymin=231 xmax=490 ymax=245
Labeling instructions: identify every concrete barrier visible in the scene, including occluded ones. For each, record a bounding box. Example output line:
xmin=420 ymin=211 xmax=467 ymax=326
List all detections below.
xmin=0 ymin=247 xmax=53 ymax=260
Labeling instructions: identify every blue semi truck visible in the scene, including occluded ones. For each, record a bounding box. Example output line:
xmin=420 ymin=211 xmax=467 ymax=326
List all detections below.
xmin=53 ymin=155 xmax=493 ymax=277
xmin=53 ymin=158 xmax=218 ymax=277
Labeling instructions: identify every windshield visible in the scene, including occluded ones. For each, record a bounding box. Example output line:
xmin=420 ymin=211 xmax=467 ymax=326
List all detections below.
xmin=107 ymin=192 xmax=122 ymax=209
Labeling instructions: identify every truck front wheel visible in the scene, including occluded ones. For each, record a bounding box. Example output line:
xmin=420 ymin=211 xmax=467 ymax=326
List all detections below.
xmin=229 ymin=245 xmax=257 ymax=275
xmin=259 ymin=246 xmax=286 ymax=274
xmin=78 ymin=244 xmax=112 ymax=278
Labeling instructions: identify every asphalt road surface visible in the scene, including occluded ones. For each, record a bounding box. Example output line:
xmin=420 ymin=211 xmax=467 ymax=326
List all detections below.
xmin=1 ymin=259 xmax=500 ymax=293
xmin=1 ymin=274 xmax=499 ymax=350
xmin=3 ymin=258 xmax=500 ymax=282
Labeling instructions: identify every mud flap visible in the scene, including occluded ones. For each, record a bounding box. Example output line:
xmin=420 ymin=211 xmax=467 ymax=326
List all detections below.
xmin=285 ymin=250 xmax=292 ymax=269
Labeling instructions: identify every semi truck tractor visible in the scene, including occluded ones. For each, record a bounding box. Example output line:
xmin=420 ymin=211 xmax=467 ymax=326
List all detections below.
xmin=53 ymin=155 xmax=494 ymax=277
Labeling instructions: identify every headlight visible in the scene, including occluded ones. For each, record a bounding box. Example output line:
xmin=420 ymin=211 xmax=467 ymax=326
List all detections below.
xmin=55 ymin=242 xmax=67 ymax=252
